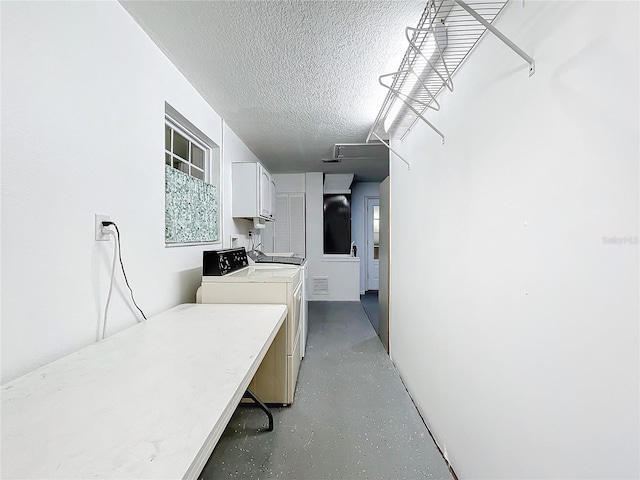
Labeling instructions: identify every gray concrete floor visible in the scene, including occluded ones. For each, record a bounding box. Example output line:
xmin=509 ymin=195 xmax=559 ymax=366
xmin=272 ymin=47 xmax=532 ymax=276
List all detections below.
xmin=199 ymin=301 xmax=453 ymax=480
xmin=360 ymin=291 xmax=379 ymax=334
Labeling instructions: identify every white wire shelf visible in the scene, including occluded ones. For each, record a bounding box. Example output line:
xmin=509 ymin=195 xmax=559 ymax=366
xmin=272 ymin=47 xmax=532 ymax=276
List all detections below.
xmin=367 ymin=0 xmax=534 ymax=148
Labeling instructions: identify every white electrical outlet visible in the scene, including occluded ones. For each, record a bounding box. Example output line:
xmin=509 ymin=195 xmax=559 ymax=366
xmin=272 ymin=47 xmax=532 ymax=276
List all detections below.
xmin=95 ymin=214 xmax=111 ymax=241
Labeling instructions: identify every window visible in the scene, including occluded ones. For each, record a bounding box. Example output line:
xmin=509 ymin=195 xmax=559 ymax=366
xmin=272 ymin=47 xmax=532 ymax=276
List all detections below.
xmin=165 ymin=119 xmax=208 ymax=182
xmin=373 ymin=205 xmax=380 ymax=260
xmin=164 ymin=105 xmax=221 ymax=245
xmin=323 ymin=194 xmax=351 ymax=254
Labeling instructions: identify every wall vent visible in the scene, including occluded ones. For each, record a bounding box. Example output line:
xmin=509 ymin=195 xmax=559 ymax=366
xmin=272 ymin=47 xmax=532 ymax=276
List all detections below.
xmin=312 ymin=276 xmax=329 ymax=295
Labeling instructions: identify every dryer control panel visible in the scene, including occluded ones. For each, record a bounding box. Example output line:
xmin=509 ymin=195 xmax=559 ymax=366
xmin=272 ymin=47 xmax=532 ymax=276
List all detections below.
xmin=203 ymin=248 xmax=248 ymax=276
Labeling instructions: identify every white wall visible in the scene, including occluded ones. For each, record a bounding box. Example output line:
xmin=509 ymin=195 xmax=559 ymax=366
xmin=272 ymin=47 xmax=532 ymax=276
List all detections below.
xmin=1 ymin=1 xmax=255 ymax=383
xmin=351 ymin=182 xmax=380 ymax=293
xmin=273 ymin=173 xmax=306 ymax=194
xmin=389 ymin=2 xmax=639 ymax=479
xmin=305 ymin=173 xmax=360 ymax=301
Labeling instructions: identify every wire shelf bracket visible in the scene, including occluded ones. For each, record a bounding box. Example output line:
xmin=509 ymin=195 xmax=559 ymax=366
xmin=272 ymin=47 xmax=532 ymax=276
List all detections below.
xmin=372 ymin=132 xmax=411 ymax=170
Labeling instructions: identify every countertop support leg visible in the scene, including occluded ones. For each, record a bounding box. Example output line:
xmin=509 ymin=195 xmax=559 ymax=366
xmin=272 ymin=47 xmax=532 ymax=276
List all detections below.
xmin=243 ymin=388 xmax=274 ymax=432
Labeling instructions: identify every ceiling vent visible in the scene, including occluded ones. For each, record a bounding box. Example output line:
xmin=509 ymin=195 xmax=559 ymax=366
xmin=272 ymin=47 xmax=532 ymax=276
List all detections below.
xmin=324 ymin=174 xmax=354 ymax=194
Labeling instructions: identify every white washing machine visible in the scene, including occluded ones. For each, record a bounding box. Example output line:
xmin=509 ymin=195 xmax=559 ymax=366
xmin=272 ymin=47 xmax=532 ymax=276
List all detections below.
xmin=252 ymin=253 xmax=308 ymax=359
xmin=198 ymin=251 xmax=303 ymax=405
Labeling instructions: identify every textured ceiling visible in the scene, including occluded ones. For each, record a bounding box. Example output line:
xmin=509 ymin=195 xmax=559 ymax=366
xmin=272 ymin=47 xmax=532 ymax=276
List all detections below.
xmin=120 ymin=0 xmax=427 ymax=182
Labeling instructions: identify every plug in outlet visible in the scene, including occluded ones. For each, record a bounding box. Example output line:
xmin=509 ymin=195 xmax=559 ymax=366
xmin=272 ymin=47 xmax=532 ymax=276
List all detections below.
xmin=95 ymin=214 xmax=111 ymax=241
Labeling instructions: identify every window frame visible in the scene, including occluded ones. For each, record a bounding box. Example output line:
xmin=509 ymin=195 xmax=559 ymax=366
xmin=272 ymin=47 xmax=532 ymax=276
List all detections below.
xmin=165 ymin=115 xmax=210 ymax=183
xmin=163 ymin=106 xmax=222 ymax=248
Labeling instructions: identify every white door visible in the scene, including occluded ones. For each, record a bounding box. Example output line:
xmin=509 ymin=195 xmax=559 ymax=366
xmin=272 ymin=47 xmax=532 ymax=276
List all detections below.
xmin=366 ymin=197 xmax=380 ymax=291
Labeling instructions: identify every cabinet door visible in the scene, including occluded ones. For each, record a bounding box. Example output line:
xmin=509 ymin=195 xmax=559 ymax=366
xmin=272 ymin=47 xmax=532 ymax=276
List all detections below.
xmin=287 ymin=281 xmax=303 ymax=353
xmin=269 ymin=179 xmax=277 ymax=220
xmin=274 ymin=194 xmax=289 ymax=252
xmin=287 ymin=328 xmax=302 ymax=404
xmin=259 ymin=166 xmax=270 ymax=218
xmin=289 ymin=194 xmax=305 ymax=257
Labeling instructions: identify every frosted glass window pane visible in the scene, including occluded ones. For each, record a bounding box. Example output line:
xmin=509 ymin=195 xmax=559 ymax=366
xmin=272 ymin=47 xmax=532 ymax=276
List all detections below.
xmin=165 ymin=165 xmax=219 ymax=243
xmin=173 ymin=131 xmax=188 ymax=160
xmin=165 ymin=112 xmax=219 ymax=246
xmin=191 ymin=146 xmax=204 ymax=170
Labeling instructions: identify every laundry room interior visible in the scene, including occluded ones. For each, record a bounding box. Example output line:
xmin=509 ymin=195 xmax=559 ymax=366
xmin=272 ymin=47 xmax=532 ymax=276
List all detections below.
xmin=1 ymin=1 xmax=638 ymax=479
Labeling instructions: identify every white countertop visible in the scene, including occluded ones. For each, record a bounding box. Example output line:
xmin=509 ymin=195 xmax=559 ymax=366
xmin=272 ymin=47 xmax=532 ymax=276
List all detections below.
xmin=1 ymin=303 xmax=287 ymax=480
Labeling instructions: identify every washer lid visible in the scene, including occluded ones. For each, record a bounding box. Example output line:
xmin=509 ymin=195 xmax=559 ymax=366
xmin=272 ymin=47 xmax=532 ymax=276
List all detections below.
xmin=226 ymin=266 xmax=299 ymax=279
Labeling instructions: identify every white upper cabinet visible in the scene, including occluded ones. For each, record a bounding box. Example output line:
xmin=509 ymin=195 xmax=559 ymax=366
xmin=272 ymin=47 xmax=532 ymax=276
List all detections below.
xmin=232 ymin=162 xmax=275 ymax=221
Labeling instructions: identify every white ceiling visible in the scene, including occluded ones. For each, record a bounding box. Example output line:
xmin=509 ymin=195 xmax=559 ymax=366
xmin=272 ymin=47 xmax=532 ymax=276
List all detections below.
xmin=120 ymin=0 xmax=427 ymax=182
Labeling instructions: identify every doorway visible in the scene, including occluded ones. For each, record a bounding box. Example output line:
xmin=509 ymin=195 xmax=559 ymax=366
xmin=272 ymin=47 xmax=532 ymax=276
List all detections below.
xmin=365 ymin=197 xmax=380 ymax=291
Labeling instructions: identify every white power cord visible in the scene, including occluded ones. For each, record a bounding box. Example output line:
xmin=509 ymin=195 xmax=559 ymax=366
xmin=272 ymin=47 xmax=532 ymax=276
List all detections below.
xmin=101 ymin=227 xmax=117 ymax=341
